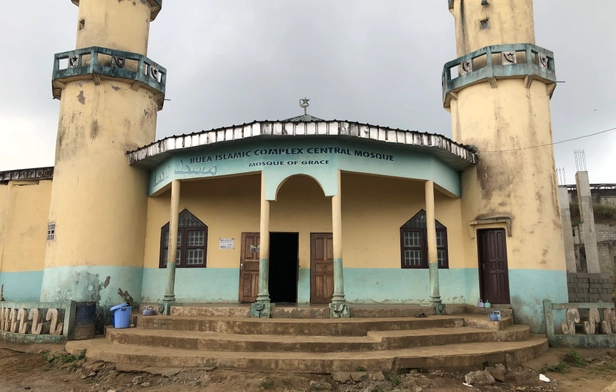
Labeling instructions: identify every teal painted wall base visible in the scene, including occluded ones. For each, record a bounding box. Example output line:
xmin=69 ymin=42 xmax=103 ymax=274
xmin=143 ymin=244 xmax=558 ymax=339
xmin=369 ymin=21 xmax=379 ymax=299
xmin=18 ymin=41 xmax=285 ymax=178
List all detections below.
xmin=5 ymin=265 xmax=565 ymax=334
xmin=298 ymin=268 xmax=310 ymax=303
xmin=508 ymin=269 xmax=568 ymax=334
xmin=141 ymin=268 xmax=240 ymax=303
xmin=40 ymin=266 xmax=144 ymax=334
xmin=343 ymin=268 xmax=473 ymax=304
xmin=40 ymin=266 xmax=143 ymax=308
xmin=141 ymin=266 xmax=565 ymax=334
xmin=0 ymin=271 xmax=43 ymax=302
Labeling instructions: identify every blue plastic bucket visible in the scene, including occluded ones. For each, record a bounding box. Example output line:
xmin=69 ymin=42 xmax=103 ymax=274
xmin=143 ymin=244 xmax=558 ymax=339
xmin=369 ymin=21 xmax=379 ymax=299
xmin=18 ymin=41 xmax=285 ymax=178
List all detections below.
xmin=110 ymin=304 xmax=132 ymax=329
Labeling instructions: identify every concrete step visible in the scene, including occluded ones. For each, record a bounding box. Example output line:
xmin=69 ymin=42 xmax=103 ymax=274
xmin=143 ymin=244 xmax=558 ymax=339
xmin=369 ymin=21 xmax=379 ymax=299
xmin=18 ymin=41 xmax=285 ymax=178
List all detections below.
xmin=66 ymin=334 xmax=548 ymax=372
xmin=167 ymin=304 xmax=436 ymax=319
xmin=464 ymin=305 xmax=514 ymax=318
xmin=142 ymin=304 xmax=514 ymax=319
xmin=135 ymin=314 xmax=469 ymax=336
xmin=105 ymin=324 xmax=530 ymax=352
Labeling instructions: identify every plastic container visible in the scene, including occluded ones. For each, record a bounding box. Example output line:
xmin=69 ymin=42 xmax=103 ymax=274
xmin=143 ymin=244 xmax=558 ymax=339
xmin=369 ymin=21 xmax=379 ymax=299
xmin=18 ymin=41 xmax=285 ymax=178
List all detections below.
xmin=484 ymin=300 xmax=492 ymax=308
xmin=477 ymin=299 xmax=484 ymax=308
xmin=488 ymin=310 xmax=501 ymax=321
xmin=110 ymin=304 xmax=132 ymax=329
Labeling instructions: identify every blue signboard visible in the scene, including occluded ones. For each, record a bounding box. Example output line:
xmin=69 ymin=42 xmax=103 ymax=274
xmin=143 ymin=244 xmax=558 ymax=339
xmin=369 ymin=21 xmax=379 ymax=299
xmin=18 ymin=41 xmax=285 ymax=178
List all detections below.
xmin=149 ymin=139 xmax=460 ymax=199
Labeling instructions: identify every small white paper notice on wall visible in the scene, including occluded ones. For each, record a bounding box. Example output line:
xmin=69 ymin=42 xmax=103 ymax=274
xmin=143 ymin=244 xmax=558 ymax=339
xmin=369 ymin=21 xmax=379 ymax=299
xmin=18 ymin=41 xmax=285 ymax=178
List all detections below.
xmin=219 ymin=238 xmax=234 ymax=250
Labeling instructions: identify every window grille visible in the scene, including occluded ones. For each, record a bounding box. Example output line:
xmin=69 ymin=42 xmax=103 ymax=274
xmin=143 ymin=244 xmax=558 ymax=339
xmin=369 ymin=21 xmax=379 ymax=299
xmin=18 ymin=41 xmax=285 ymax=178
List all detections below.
xmin=159 ymin=209 xmax=207 ymax=268
xmin=400 ymin=210 xmax=449 ymax=269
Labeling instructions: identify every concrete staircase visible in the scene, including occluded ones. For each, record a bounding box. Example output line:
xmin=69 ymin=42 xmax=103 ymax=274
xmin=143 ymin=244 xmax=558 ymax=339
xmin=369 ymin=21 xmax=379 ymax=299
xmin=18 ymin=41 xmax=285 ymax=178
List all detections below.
xmin=65 ymin=305 xmax=548 ymax=372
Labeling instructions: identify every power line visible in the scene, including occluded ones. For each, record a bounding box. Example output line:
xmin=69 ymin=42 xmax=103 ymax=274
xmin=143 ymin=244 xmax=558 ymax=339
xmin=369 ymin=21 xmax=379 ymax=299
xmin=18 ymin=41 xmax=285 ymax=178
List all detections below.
xmin=481 ymin=126 xmax=616 ymax=153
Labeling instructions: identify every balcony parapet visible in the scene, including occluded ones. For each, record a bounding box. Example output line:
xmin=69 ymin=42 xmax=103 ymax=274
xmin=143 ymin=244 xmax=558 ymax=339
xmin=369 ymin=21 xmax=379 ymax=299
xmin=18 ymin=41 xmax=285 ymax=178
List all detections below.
xmin=52 ymin=46 xmax=167 ymax=110
xmin=70 ymin=0 xmax=163 ymax=21
xmin=442 ymin=44 xmax=556 ymax=108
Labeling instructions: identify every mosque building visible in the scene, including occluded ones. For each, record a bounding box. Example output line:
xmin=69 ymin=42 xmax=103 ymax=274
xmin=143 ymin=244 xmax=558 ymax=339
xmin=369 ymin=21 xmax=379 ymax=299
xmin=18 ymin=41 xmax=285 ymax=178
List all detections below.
xmin=0 ymin=0 xmax=567 ymax=333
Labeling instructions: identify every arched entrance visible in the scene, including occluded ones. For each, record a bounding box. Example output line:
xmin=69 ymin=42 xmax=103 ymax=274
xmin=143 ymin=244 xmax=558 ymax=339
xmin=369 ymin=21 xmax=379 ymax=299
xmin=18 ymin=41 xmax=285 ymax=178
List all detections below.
xmin=238 ymin=174 xmax=331 ymax=304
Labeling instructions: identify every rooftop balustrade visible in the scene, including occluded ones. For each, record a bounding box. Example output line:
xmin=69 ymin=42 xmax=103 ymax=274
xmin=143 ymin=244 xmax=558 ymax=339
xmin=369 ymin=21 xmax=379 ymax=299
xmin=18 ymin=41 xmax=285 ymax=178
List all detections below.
xmin=442 ymin=43 xmax=557 ymax=108
xmin=52 ymin=46 xmax=167 ymax=110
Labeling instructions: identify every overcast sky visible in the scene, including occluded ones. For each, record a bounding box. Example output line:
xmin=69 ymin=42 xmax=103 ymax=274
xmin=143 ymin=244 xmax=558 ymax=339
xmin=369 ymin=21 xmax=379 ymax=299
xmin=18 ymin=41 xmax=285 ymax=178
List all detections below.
xmin=0 ymin=1 xmax=614 ymax=184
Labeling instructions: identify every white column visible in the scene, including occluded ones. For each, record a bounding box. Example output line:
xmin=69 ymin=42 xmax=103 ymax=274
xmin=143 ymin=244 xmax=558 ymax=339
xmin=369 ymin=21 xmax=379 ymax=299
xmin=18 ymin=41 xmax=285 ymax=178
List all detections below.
xmin=164 ymin=180 xmax=181 ymax=306
xmin=256 ymin=173 xmax=271 ymax=304
xmin=425 ymin=180 xmax=442 ymax=310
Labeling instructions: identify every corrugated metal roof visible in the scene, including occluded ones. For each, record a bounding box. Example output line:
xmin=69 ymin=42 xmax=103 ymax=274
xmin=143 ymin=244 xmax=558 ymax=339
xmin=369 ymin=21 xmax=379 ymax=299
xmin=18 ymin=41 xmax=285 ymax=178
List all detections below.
xmin=127 ymin=120 xmax=478 ymax=171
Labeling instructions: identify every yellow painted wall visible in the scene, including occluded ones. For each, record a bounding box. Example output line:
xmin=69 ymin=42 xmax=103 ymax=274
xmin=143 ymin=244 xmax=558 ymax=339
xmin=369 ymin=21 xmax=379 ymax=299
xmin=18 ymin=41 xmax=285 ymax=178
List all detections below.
xmin=76 ymin=0 xmax=151 ymax=55
xmin=44 ymin=80 xmax=157 ymax=269
xmin=342 ymin=173 xmax=465 ymax=269
xmin=144 ymin=174 xmax=262 ymax=269
xmin=0 ymin=184 xmax=8 ymax=274
xmin=449 ymin=0 xmax=535 ymax=56
xmin=450 ymin=79 xmax=566 ymax=271
xmin=0 ymin=180 xmax=51 ymax=272
xmin=144 ymin=173 xmax=465 ymax=271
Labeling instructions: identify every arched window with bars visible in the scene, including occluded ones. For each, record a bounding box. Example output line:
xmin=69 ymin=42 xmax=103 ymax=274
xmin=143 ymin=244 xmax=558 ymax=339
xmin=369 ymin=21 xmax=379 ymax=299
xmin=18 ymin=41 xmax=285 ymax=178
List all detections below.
xmin=400 ymin=209 xmax=448 ymax=269
xmin=159 ymin=209 xmax=208 ymax=268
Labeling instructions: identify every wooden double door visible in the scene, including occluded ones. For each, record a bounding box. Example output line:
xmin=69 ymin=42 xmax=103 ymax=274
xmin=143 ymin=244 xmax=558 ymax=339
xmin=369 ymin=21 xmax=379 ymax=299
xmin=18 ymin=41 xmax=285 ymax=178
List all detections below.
xmin=238 ymin=232 xmax=334 ymax=304
xmin=477 ymin=229 xmax=511 ymax=304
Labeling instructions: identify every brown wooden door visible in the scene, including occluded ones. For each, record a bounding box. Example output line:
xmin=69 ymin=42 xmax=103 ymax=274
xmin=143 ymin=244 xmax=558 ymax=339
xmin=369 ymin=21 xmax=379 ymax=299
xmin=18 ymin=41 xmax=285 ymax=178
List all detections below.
xmin=310 ymin=233 xmax=334 ymax=304
xmin=477 ymin=229 xmax=511 ymax=304
xmin=239 ymin=232 xmax=260 ymax=303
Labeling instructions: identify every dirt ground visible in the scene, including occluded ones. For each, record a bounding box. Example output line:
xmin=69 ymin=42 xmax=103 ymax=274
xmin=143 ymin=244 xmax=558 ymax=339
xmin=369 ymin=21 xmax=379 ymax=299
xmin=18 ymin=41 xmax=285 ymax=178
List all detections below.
xmin=0 ymin=343 xmax=615 ymax=392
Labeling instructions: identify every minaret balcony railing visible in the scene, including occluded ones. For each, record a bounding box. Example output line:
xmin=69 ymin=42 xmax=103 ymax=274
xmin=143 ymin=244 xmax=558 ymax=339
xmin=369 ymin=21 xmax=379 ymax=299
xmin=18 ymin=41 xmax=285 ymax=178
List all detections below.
xmin=442 ymin=44 xmax=556 ymax=108
xmin=52 ymin=46 xmax=167 ymax=110
xmin=70 ymin=0 xmax=163 ymax=20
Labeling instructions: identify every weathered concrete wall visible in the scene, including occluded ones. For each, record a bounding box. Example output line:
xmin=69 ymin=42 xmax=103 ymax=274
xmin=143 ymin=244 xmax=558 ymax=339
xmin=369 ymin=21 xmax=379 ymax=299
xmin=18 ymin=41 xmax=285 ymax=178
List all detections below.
xmin=574 ymin=223 xmax=616 ymax=276
xmin=559 ymin=187 xmax=576 ymax=272
xmin=0 ymin=181 xmax=51 ymax=301
xmin=576 ymin=172 xmax=600 ymax=273
xmin=567 ymin=186 xmax=616 ymax=206
xmin=449 ymin=0 xmax=535 ymax=57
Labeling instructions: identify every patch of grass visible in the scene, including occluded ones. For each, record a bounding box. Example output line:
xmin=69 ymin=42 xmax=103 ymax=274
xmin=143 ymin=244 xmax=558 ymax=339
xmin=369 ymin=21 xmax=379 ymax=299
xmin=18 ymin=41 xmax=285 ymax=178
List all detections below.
xmin=569 ymin=349 xmax=588 ymax=367
xmin=59 ymin=354 xmax=77 ymax=363
xmin=384 ymin=373 xmax=401 ymax=387
xmin=44 ymin=350 xmax=86 ymax=369
xmin=260 ymin=378 xmax=274 ymax=390
xmin=540 ymin=361 xmax=567 ymax=374
xmin=355 ymin=366 xmax=366 ymax=372
xmin=45 ymin=353 xmax=57 ymax=365
xmin=370 ymin=387 xmax=383 ymax=392
xmin=16 ymin=366 xmax=30 ymax=373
